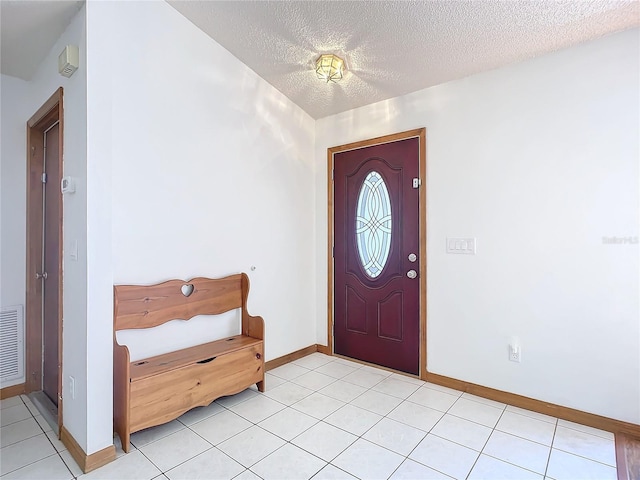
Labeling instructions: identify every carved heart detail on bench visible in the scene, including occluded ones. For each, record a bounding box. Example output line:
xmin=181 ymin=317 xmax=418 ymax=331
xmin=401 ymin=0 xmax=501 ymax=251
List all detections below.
xmin=181 ymin=284 xmax=194 ymax=297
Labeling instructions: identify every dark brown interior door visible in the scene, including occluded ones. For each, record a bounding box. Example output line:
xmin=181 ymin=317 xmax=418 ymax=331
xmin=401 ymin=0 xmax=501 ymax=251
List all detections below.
xmin=334 ymin=137 xmax=420 ymax=374
xmin=42 ymin=122 xmax=60 ymax=406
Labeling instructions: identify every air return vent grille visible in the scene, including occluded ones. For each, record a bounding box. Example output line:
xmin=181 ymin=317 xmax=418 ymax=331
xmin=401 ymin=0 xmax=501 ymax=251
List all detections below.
xmin=1 ymin=305 xmax=24 ymax=384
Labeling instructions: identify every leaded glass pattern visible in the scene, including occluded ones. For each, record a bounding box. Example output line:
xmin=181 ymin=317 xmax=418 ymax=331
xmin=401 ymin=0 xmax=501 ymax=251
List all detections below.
xmin=356 ymin=171 xmax=392 ymax=278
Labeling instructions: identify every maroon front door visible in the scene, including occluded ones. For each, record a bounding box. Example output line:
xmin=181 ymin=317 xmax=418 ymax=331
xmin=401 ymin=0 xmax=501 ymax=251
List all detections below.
xmin=334 ymin=136 xmax=420 ymax=375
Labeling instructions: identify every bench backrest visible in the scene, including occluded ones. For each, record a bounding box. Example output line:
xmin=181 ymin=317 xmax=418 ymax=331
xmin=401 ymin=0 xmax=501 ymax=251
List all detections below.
xmin=114 ymin=273 xmax=249 ymax=331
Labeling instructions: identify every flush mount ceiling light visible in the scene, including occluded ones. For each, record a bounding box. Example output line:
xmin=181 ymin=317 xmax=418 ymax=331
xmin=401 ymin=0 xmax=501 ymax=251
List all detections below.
xmin=315 ymin=54 xmax=345 ymax=83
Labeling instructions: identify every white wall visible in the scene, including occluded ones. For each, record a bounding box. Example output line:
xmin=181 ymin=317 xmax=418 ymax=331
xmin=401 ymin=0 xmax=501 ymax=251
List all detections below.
xmin=84 ymin=2 xmax=113 ymax=455
xmin=315 ymin=29 xmax=639 ymax=424
xmin=95 ymin=1 xmax=316 ymax=364
xmin=0 ymin=74 xmax=29 ymax=388
xmin=0 ymin=75 xmax=28 ymax=311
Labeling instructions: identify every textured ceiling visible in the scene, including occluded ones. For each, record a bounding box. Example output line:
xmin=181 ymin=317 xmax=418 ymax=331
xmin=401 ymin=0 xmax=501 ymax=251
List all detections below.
xmin=1 ymin=1 xmax=637 ymax=118
xmin=168 ymin=0 xmax=639 ymax=119
xmin=0 ymin=0 xmax=84 ymax=80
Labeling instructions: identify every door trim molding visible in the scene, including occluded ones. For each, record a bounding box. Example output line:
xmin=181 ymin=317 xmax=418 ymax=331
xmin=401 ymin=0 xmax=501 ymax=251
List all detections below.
xmin=327 ymin=128 xmax=427 ymax=379
xmin=25 ymin=88 xmax=64 ymax=432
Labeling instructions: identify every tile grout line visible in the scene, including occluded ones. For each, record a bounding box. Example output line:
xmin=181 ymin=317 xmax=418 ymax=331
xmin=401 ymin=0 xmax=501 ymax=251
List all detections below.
xmin=254 ymin=366 xmax=402 ymax=478
xmin=166 ymin=410 xmax=252 ymax=473
xmin=556 ymin=422 xmax=617 ymax=441
xmin=463 ymin=403 xmax=508 ymax=479
xmin=313 ymin=362 xmax=448 ymax=478
xmin=399 ymin=391 xmax=483 ymax=479
xmin=7 ymin=354 xmax=617 ymax=480
xmin=303 ymin=366 xmax=424 ymax=478
xmin=337 ymin=369 xmax=575 ymax=479
xmin=543 ymin=419 xmax=560 ymax=479
xmin=472 ymin=398 xmax=560 ymax=478
xmin=156 ymin=374 xmax=615 ymax=480
xmin=490 ymin=421 xmax=558 ymax=448
xmin=474 ymin=400 xmax=554 ymax=478
xmin=194 ymin=357 xmax=604 ymax=478
xmin=0 ymin=395 xmax=75 ymax=479
xmin=479 ymin=451 xmax=550 ymax=477
xmin=550 ymin=446 xmax=619 ymax=469
xmin=181 ymin=388 xmax=333 ymax=478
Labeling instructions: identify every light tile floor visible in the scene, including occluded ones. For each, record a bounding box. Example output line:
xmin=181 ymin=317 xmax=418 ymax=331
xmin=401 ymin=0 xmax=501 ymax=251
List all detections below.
xmin=0 ymin=353 xmax=618 ymax=480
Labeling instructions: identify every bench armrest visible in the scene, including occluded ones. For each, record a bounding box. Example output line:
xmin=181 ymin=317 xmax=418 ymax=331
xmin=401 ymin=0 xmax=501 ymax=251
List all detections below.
xmin=243 ymin=313 xmax=264 ymax=341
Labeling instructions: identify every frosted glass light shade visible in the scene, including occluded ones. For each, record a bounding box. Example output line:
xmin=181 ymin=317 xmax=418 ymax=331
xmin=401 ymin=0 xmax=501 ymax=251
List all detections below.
xmin=315 ymin=54 xmax=345 ymax=83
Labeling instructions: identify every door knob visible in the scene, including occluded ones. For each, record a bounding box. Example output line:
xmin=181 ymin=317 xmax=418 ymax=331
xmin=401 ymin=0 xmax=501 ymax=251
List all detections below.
xmin=36 ymin=272 xmax=48 ymax=280
xmin=406 ymin=270 xmax=417 ymax=279
xmin=408 ymin=253 xmax=417 ymax=262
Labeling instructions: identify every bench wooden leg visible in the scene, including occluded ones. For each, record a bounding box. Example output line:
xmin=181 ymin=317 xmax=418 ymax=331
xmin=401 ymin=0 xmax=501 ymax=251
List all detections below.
xmin=115 ymin=428 xmax=130 ymax=454
xmin=257 ymin=379 xmax=265 ymax=392
xmin=123 ymin=431 xmax=130 ymax=453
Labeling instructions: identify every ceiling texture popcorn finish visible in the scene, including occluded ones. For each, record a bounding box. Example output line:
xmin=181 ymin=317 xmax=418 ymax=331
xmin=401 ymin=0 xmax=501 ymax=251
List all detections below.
xmin=167 ymin=0 xmax=639 ymax=119
xmin=0 ymin=1 xmax=638 ymax=118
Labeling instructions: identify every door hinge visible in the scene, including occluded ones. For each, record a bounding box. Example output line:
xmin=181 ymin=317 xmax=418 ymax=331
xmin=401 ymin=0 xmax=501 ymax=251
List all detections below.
xmin=41 ymin=173 xmax=47 ymax=183
xmin=332 ymin=246 xmax=334 ymax=258
xmin=332 ymin=169 xmax=334 ymax=181
xmin=412 ymin=178 xmax=421 ymax=189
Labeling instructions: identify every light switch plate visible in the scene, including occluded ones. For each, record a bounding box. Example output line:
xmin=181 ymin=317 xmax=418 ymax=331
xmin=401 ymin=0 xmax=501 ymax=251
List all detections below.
xmin=446 ymin=237 xmax=476 ymax=254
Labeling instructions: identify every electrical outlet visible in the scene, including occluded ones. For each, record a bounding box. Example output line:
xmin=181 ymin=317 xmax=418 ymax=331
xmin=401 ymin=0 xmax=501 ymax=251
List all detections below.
xmin=509 ymin=344 xmax=521 ymax=363
xmin=69 ymin=376 xmax=75 ymax=399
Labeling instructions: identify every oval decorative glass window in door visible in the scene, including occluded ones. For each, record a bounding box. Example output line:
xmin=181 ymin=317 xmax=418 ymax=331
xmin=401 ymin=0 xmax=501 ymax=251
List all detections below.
xmin=356 ymin=171 xmax=392 ymax=278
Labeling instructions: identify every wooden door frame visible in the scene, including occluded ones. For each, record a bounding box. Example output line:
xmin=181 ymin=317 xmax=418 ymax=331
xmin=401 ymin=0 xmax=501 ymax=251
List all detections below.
xmin=25 ymin=88 xmax=64 ymax=432
xmin=327 ymin=128 xmax=427 ymax=379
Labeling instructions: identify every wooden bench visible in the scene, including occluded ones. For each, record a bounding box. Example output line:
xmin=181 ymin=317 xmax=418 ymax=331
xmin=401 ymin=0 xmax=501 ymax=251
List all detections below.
xmin=113 ymin=273 xmax=264 ymax=453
